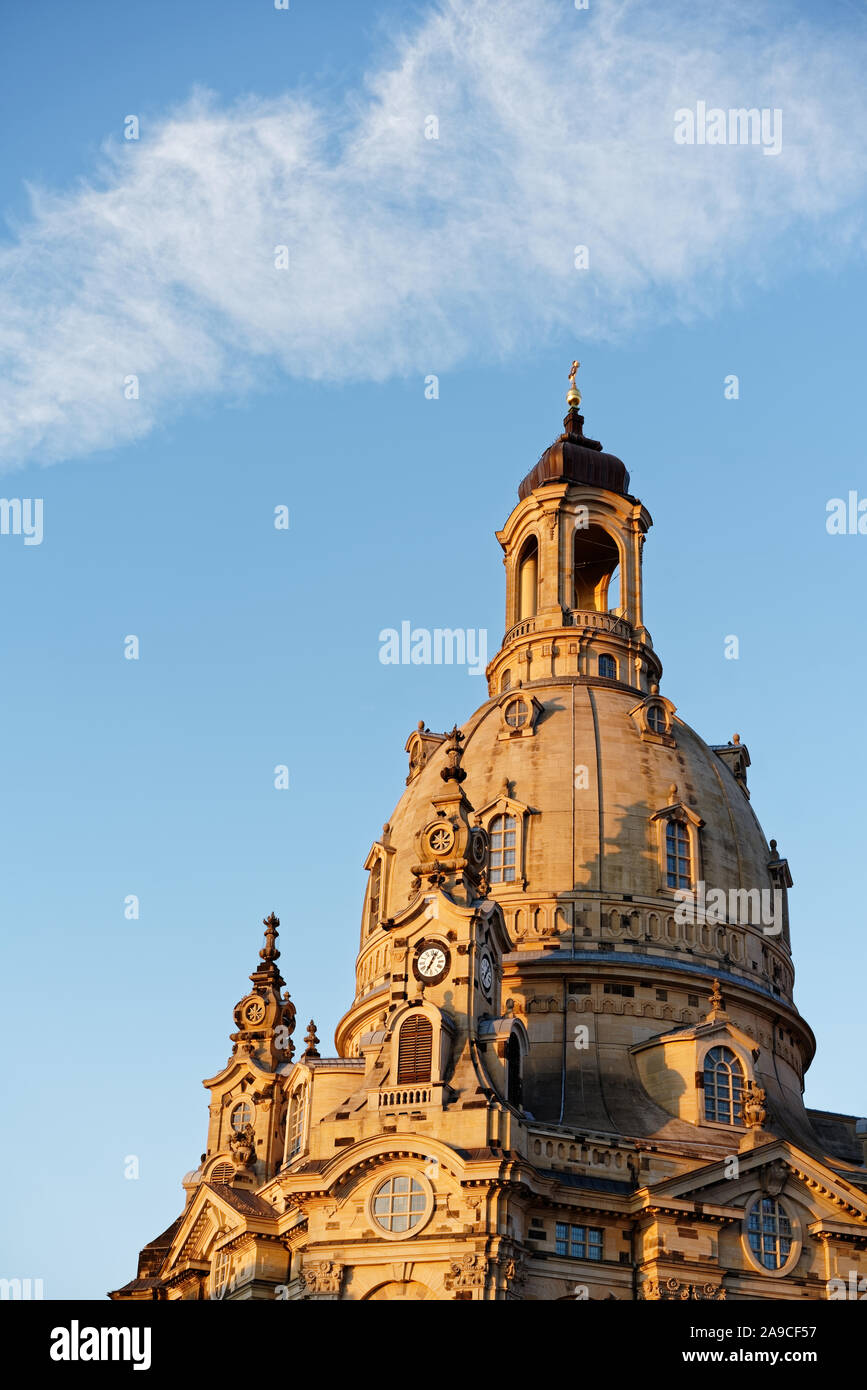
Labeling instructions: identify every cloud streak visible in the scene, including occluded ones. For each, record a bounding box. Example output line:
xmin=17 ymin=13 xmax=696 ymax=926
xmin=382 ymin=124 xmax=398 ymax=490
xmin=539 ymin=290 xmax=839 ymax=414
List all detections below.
xmin=1 ymin=0 xmax=865 ymax=469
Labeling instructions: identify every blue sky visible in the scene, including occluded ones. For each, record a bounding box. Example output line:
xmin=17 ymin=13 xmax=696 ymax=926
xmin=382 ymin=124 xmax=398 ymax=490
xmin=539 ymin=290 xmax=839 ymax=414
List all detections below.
xmin=1 ymin=0 xmax=866 ymax=1299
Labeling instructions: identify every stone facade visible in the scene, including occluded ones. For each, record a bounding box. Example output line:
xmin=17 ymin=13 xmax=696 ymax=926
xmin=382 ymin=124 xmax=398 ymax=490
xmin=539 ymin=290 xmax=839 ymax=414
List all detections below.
xmin=110 ymin=382 xmax=867 ymax=1301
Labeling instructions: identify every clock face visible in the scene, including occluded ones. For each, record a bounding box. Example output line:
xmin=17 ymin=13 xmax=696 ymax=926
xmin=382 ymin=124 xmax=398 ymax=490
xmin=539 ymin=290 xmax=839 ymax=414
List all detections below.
xmin=479 ymin=953 xmax=493 ymax=993
xmin=413 ymin=942 xmax=450 ymax=984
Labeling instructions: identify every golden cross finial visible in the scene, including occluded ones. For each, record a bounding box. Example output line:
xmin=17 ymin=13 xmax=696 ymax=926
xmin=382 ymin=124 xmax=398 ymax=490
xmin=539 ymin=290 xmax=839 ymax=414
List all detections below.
xmin=569 ymin=359 xmax=580 ymax=389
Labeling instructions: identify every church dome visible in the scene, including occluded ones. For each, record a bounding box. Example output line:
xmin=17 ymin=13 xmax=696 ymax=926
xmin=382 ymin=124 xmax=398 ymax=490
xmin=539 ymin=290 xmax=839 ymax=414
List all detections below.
xmin=518 ymin=406 xmax=630 ymax=499
xmin=382 ymin=683 xmax=773 ymax=920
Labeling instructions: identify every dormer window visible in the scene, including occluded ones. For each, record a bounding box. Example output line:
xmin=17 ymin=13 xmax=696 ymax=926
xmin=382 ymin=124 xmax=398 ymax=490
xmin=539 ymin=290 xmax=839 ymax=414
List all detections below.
xmin=630 ymin=694 xmax=676 ymax=747
xmin=489 ymin=813 xmax=517 ymax=883
xmin=665 ymin=820 xmax=691 ymax=889
xmin=651 ymin=797 xmax=702 ymax=892
xmin=703 ymin=1046 xmax=745 ymax=1125
xmin=647 ymin=703 xmax=666 ymax=734
xmin=504 ymin=697 xmax=530 ymax=729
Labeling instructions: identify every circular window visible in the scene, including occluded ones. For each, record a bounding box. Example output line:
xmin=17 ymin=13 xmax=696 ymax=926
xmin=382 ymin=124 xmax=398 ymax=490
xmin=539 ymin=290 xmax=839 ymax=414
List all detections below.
xmin=426 ymin=822 xmax=455 ymax=856
xmin=230 ymin=1100 xmax=253 ymax=1133
xmin=504 ymin=698 xmax=529 ymax=729
xmin=371 ymin=1175 xmax=427 ymax=1234
xmin=746 ymin=1196 xmax=792 ymax=1270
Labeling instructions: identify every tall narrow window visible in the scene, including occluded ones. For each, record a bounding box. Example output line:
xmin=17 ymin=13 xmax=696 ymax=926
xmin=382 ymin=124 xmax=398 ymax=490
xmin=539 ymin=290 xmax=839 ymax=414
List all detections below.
xmin=397 ymin=1015 xmax=433 ymax=1084
xmin=573 ymin=525 xmax=619 ymax=612
xmin=598 ymin=653 xmax=617 ymax=679
xmin=665 ymin=820 xmax=691 ymax=889
xmin=489 ymin=813 xmax=517 ymax=883
xmin=517 ymin=537 xmax=538 ymax=621
xmin=506 ymin=1033 xmax=523 ymax=1108
xmin=287 ymin=1087 xmax=307 ymax=1159
xmin=368 ymin=859 xmax=382 ymax=933
xmin=703 ymin=1046 xmax=745 ymax=1126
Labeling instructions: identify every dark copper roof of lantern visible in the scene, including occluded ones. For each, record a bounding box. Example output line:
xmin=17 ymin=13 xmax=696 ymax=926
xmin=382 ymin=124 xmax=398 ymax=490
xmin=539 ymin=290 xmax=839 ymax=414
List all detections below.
xmin=518 ymin=407 xmax=630 ymax=500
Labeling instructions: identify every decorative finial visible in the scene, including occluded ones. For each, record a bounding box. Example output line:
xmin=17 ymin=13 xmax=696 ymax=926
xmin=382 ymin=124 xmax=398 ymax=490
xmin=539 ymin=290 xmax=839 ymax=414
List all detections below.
xmin=303 ymin=1020 xmax=320 ymax=1058
xmin=567 ymin=359 xmax=581 ymax=410
xmin=732 ymin=732 xmax=740 ymax=745
xmin=709 ymin=979 xmax=723 ymax=1012
xmin=440 ymin=724 xmax=467 ymax=784
xmin=260 ymin=913 xmax=281 ymax=963
xmin=668 ymin=782 xmax=678 ymax=803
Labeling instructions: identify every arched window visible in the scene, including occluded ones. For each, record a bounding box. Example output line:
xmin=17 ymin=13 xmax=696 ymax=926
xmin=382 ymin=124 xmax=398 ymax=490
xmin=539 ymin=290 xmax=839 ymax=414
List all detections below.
xmin=211 ymin=1162 xmax=235 ymax=1185
xmin=647 ymin=703 xmax=666 ymax=734
xmin=574 ymin=524 xmax=619 ymax=612
xmin=397 ymin=1015 xmax=433 ymax=1084
xmin=368 ymin=859 xmax=382 ymax=933
xmin=665 ymin=820 xmax=691 ymax=889
xmin=500 ymin=669 xmax=512 ymax=693
xmin=598 ymin=654 xmax=617 ymax=679
xmin=506 ymin=1033 xmax=523 ymax=1108
xmin=489 ymin=813 xmax=517 ymax=883
xmin=286 ymin=1087 xmax=307 ymax=1159
xmin=703 ymin=1046 xmax=745 ymax=1125
xmin=517 ymin=537 xmax=538 ymax=621
xmin=230 ymin=1100 xmax=253 ymax=1132
xmin=747 ymin=1196 xmax=792 ymax=1269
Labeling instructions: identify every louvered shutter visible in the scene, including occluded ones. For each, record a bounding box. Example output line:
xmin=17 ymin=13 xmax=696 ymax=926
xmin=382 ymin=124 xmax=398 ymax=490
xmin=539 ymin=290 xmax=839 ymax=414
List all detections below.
xmin=397 ymin=1016 xmax=433 ymax=1084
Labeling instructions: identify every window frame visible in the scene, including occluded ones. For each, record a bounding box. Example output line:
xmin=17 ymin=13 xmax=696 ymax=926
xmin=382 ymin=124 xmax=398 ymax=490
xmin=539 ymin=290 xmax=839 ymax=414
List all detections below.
xmin=741 ymin=1193 xmax=800 ymax=1277
xmin=702 ymin=1045 xmax=746 ymax=1127
xmin=367 ymin=1168 xmax=435 ymax=1241
xmin=598 ymin=652 xmax=618 ymax=680
xmin=651 ymin=801 xmax=703 ymax=895
xmin=554 ymin=1222 xmax=604 ymax=1261
xmin=229 ymin=1099 xmax=253 ymax=1134
xmin=285 ymin=1084 xmax=308 ymax=1161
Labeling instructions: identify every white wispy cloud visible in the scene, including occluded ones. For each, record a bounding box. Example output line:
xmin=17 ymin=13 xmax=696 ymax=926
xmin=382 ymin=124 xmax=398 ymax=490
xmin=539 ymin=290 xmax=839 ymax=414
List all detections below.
xmin=0 ymin=0 xmax=865 ymax=469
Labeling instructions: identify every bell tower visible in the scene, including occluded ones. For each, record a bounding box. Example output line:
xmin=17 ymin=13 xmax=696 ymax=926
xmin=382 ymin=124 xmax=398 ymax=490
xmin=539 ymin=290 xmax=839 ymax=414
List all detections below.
xmin=487 ymin=362 xmax=661 ymax=697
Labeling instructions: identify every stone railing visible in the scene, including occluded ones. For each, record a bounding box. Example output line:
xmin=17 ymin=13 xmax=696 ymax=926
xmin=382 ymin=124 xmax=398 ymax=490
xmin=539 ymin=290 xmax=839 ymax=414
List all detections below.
xmin=378 ymin=1087 xmax=432 ymax=1108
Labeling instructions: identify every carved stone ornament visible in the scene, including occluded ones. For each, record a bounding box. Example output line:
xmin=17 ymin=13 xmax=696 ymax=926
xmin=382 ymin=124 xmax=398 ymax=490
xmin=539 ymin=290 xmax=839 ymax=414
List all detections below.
xmin=444 ymin=1253 xmax=487 ymax=1292
xmin=743 ymin=1080 xmax=768 ymax=1129
xmin=300 ymin=1260 xmax=344 ymax=1296
xmin=228 ymin=1123 xmax=256 ymax=1168
xmin=642 ymin=1278 xmax=726 ymax=1301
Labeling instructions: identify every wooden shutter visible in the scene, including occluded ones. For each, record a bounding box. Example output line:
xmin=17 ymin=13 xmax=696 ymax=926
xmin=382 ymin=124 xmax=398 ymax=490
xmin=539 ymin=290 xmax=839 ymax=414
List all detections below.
xmin=397 ymin=1016 xmax=433 ymax=1084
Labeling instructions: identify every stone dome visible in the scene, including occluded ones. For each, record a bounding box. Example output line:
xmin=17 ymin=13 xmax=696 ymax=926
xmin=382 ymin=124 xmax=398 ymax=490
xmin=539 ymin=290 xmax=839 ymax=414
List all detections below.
xmin=384 ymin=681 xmax=775 ymax=922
